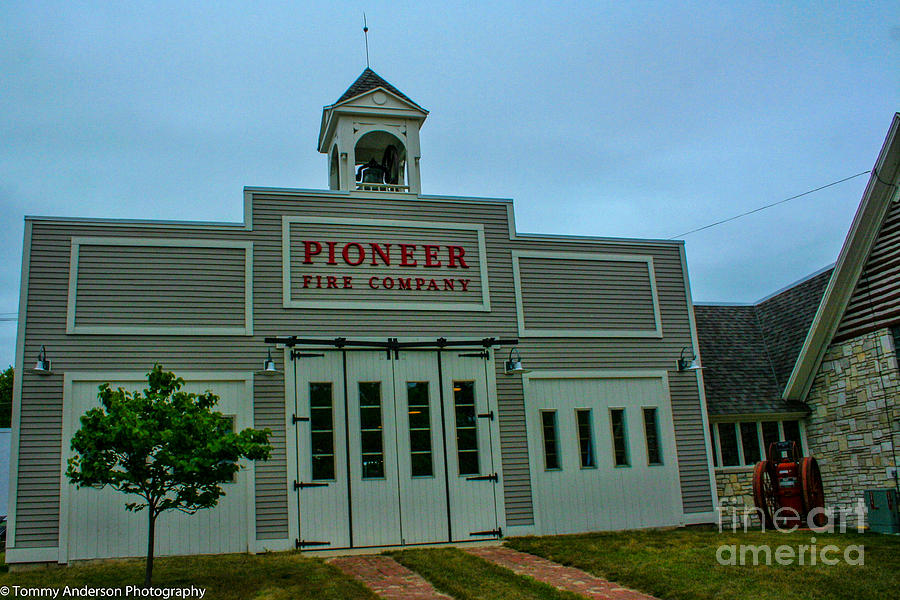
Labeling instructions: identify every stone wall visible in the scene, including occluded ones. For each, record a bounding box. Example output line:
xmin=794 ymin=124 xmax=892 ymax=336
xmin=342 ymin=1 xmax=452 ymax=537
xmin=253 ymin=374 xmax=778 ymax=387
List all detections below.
xmin=805 ymin=327 xmax=900 ymax=519
xmin=715 ymin=468 xmax=755 ymax=508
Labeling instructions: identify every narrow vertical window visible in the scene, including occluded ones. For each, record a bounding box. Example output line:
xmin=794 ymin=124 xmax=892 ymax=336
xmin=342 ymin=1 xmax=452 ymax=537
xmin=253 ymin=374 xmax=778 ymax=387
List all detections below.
xmin=359 ymin=382 xmax=384 ymax=479
xmin=309 ymin=383 xmax=335 ymax=480
xmin=761 ymin=421 xmax=779 ymax=459
xmin=740 ymin=422 xmax=761 ymax=464
xmin=453 ymin=381 xmax=479 ymax=475
xmin=575 ymin=409 xmax=595 ymax=468
xmin=717 ymin=423 xmax=739 ymax=466
xmin=541 ymin=411 xmax=561 ymax=470
xmin=710 ymin=422 xmax=718 ymax=467
xmin=643 ymin=407 xmax=662 ymax=465
xmin=782 ymin=420 xmax=803 ymax=454
xmin=610 ymin=408 xmax=629 ymax=467
xmin=407 ymin=382 xmax=433 ymax=477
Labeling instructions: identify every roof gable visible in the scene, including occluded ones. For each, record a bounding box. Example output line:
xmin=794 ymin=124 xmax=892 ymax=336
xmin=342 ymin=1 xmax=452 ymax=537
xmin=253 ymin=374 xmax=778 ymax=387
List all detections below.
xmin=335 ymin=68 xmax=420 ymax=108
xmin=784 ymin=113 xmax=900 ymax=400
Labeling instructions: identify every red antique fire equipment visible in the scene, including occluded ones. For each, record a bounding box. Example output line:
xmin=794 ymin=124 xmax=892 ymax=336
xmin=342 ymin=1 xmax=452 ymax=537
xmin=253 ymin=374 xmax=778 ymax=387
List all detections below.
xmin=752 ymin=440 xmax=826 ymax=528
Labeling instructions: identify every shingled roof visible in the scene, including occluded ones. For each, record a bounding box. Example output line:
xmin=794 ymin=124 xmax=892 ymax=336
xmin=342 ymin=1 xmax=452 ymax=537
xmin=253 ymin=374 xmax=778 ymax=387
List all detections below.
xmin=696 ymin=267 xmax=832 ymax=416
xmin=335 ymin=68 xmax=418 ymax=106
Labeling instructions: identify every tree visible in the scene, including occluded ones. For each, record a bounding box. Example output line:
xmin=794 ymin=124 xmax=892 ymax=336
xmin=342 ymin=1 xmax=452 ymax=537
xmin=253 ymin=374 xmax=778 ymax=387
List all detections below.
xmin=66 ymin=364 xmax=271 ymax=586
xmin=0 ymin=366 xmax=12 ymax=427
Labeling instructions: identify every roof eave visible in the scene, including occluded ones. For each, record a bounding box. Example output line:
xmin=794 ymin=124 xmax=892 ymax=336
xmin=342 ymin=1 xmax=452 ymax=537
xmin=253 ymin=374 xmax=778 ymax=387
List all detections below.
xmin=783 ymin=113 xmax=900 ymax=401
xmin=317 ymin=87 xmax=429 ymax=153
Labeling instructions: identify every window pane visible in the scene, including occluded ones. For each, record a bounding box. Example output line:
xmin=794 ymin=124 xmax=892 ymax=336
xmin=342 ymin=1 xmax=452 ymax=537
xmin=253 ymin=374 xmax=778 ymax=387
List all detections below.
xmin=710 ymin=423 xmax=718 ymax=467
xmin=541 ymin=411 xmax=560 ymax=470
xmin=782 ymin=420 xmax=803 ymax=454
xmin=407 ymin=381 xmax=433 ymax=477
xmin=740 ymin=422 xmax=761 ymax=464
xmin=575 ymin=409 xmax=595 ymax=468
xmin=453 ymin=381 xmax=479 ymax=475
xmin=309 ymin=383 xmax=334 ymax=480
xmin=761 ymin=421 xmax=779 ymax=459
xmin=610 ymin=409 xmax=629 ymax=466
xmin=643 ymin=408 xmax=662 ymax=465
xmin=359 ymin=382 xmax=384 ymax=479
xmin=717 ymin=423 xmax=739 ymax=466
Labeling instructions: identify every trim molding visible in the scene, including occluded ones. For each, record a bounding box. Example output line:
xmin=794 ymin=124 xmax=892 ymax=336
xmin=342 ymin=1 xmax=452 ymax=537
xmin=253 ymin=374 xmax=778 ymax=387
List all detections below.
xmin=680 ymin=244 xmax=720 ymax=511
xmin=282 ymin=216 xmax=491 ymax=312
xmin=4 ymin=547 xmax=59 ymax=564
xmin=65 ymin=237 xmax=254 ymax=336
xmin=511 ymin=250 xmax=663 ymax=338
xmin=7 ymin=220 xmax=32 ymax=551
xmin=784 ymin=114 xmax=900 ymax=400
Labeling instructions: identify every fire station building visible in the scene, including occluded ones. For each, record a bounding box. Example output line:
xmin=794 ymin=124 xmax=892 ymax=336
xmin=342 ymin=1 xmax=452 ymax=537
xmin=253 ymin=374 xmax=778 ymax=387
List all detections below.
xmin=6 ymin=69 xmax=718 ymax=564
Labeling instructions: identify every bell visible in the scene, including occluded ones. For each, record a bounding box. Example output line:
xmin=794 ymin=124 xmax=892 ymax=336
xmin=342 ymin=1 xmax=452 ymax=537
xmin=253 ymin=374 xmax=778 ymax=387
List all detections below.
xmin=360 ymin=158 xmax=386 ymax=184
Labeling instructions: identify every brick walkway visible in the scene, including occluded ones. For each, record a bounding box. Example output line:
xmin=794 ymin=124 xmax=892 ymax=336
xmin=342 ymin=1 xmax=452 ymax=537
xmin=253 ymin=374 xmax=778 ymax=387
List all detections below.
xmin=464 ymin=546 xmax=659 ymax=600
xmin=328 ymin=554 xmax=453 ymax=600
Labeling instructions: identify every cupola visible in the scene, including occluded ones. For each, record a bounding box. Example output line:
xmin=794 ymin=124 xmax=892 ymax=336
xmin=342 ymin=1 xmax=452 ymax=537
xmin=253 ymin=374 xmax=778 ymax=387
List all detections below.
xmin=318 ymin=68 xmax=428 ymax=194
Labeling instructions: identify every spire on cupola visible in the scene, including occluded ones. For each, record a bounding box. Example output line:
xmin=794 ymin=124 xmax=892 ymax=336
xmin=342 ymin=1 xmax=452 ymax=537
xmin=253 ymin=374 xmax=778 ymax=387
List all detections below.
xmin=318 ymin=68 xmax=428 ymax=194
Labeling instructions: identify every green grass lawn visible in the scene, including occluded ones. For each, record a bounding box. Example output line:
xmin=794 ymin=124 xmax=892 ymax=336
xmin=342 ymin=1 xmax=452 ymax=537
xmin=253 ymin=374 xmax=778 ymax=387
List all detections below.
xmin=0 ymin=551 xmax=378 ymax=600
xmin=389 ymin=547 xmax=585 ymax=600
xmin=507 ymin=526 xmax=900 ymax=600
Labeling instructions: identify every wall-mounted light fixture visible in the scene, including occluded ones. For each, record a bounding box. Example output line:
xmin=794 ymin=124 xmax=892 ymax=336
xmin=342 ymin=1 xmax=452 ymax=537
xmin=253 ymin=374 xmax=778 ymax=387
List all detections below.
xmin=33 ymin=345 xmax=52 ymax=375
xmin=677 ymin=346 xmax=703 ymax=372
xmin=504 ymin=348 xmax=531 ymax=375
xmin=257 ymin=349 xmax=280 ymax=375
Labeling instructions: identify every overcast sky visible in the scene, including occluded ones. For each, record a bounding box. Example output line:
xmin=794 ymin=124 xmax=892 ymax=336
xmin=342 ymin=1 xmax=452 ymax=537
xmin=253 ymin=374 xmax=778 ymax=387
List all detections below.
xmin=2 ymin=2 xmax=899 ymax=368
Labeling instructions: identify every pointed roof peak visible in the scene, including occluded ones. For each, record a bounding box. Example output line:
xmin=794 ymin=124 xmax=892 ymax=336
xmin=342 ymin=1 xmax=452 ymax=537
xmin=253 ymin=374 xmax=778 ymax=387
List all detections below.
xmin=335 ymin=68 xmax=418 ymax=107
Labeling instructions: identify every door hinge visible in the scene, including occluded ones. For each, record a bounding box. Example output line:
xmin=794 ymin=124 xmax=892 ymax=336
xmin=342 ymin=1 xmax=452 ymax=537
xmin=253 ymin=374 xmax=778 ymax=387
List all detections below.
xmin=477 ymin=411 xmax=494 ymax=421
xmin=292 ymin=414 xmax=310 ymax=424
xmin=465 ymin=473 xmax=498 ymax=482
xmin=296 ymin=539 xmax=331 ymax=548
xmin=291 ymin=351 xmax=325 ymax=360
xmin=469 ymin=528 xmax=502 ymax=537
xmin=459 ymin=351 xmax=489 ymax=359
xmin=294 ymin=480 xmax=329 ymax=490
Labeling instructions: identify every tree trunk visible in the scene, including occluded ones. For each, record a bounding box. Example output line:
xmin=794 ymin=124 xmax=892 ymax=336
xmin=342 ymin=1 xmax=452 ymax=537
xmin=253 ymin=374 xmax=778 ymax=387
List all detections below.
xmin=144 ymin=510 xmax=156 ymax=587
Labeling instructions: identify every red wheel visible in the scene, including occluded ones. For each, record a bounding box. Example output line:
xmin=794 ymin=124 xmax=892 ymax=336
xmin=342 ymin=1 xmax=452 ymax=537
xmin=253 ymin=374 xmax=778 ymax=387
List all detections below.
xmin=752 ymin=460 xmax=778 ymax=529
xmin=800 ymin=456 xmax=826 ymax=527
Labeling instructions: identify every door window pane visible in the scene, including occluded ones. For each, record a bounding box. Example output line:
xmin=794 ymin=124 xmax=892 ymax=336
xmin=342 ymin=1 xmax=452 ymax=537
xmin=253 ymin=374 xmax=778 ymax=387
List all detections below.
xmin=407 ymin=381 xmax=433 ymax=477
xmin=740 ymin=422 xmax=761 ymax=465
xmin=761 ymin=421 xmax=779 ymax=459
xmin=643 ymin=407 xmax=662 ymax=465
xmin=453 ymin=381 xmax=479 ymax=475
xmin=541 ymin=411 xmax=561 ymax=470
xmin=359 ymin=382 xmax=385 ymax=479
xmin=610 ymin=408 xmax=629 ymax=467
xmin=783 ymin=420 xmax=803 ymax=454
xmin=717 ymin=423 xmax=739 ymax=466
xmin=575 ymin=409 xmax=595 ymax=468
xmin=309 ymin=383 xmax=335 ymax=480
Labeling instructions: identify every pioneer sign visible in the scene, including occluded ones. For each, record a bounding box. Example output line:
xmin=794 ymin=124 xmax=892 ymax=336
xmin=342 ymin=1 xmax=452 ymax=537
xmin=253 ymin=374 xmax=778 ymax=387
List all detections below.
xmin=282 ymin=216 xmax=491 ymax=310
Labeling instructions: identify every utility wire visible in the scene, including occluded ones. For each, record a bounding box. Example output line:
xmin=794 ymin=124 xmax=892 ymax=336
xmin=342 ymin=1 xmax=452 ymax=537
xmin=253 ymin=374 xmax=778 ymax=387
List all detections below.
xmin=669 ymin=170 xmax=871 ymax=239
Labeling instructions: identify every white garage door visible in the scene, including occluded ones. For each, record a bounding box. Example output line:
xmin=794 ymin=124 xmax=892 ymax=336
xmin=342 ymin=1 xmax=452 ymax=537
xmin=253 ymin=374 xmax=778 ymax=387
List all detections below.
xmin=525 ymin=373 xmax=683 ymax=535
xmin=61 ymin=373 xmax=254 ymax=562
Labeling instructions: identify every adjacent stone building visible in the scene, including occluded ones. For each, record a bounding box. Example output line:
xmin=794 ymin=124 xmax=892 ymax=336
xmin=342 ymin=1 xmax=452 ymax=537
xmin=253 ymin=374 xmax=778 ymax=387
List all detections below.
xmin=697 ymin=113 xmax=900 ymax=518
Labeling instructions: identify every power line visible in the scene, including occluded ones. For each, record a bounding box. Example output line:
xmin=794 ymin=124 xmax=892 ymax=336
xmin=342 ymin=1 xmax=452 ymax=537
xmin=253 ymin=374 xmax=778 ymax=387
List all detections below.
xmin=669 ymin=170 xmax=871 ymax=239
